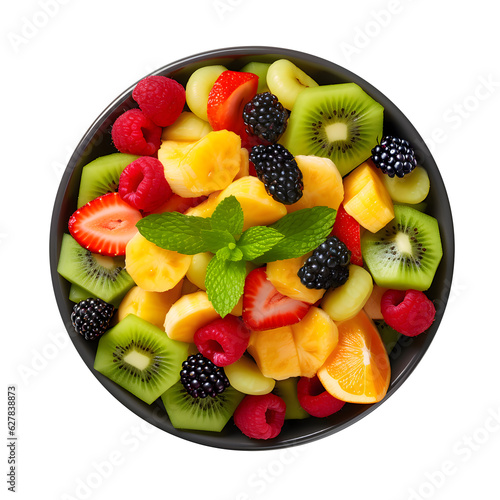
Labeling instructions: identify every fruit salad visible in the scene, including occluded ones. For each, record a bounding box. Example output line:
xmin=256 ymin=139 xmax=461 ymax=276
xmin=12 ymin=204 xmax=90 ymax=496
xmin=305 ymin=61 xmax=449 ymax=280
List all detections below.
xmin=56 ymin=57 xmax=443 ymax=441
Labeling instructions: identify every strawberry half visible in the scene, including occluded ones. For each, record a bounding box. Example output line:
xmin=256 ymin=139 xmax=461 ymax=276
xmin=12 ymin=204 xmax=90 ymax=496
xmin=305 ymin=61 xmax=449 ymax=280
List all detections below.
xmin=68 ymin=192 xmax=142 ymax=256
xmin=207 ymin=71 xmax=259 ymax=140
xmin=242 ymin=267 xmax=311 ymax=331
xmin=330 ymin=203 xmax=363 ymax=266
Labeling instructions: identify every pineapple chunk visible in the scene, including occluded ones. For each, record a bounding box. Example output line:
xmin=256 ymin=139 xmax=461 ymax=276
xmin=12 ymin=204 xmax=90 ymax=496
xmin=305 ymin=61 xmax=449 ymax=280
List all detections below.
xmin=125 ymin=233 xmax=191 ymax=292
xmin=343 ymin=161 xmax=394 ymax=233
xmin=159 ymin=130 xmax=241 ymax=197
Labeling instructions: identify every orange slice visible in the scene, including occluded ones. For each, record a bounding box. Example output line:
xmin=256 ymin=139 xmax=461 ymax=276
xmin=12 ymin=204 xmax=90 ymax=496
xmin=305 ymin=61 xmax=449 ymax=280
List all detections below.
xmin=317 ymin=310 xmax=391 ymax=403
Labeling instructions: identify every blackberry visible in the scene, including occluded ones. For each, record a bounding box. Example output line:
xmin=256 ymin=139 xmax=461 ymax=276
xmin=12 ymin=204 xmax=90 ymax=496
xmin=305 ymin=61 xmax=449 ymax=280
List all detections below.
xmin=249 ymin=144 xmax=303 ymax=205
xmin=371 ymin=135 xmax=418 ymax=178
xmin=180 ymin=353 xmax=229 ymax=398
xmin=298 ymin=236 xmax=351 ymax=290
xmin=71 ymin=298 xmax=115 ymax=340
xmin=243 ymin=92 xmax=288 ymax=144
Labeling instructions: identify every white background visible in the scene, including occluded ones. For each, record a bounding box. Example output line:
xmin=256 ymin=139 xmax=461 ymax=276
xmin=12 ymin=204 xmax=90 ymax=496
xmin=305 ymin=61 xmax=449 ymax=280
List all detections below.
xmin=2 ymin=0 xmax=500 ymax=499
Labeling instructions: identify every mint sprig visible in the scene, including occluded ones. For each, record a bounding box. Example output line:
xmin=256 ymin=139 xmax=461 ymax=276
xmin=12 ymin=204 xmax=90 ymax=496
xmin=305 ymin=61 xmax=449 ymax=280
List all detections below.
xmin=136 ymin=196 xmax=336 ymax=317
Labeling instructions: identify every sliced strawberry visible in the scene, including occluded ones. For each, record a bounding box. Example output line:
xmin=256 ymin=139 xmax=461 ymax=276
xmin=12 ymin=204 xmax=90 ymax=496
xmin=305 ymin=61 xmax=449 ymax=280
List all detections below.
xmin=330 ymin=203 xmax=363 ymax=266
xmin=68 ymin=192 xmax=142 ymax=256
xmin=242 ymin=267 xmax=311 ymax=331
xmin=207 ymin=71 xmax=259 ymax=135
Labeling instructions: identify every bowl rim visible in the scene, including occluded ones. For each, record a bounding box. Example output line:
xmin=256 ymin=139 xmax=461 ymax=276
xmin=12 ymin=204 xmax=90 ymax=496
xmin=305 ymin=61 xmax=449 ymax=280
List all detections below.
xmin=50 ymin=45 xmax=455 ymax=450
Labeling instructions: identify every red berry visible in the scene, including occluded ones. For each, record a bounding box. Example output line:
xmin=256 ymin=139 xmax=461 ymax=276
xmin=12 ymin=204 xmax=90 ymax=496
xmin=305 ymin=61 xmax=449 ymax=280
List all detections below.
xmin=242 ymin=267 xmax=311 ymax=331
xmin=330 ymin=204 xmax=363 ymax=266
xmin=132 ymin=76 xmax=186 ymax=127
xmin=381 ymin=289 xmax=436 ymax=336
xmin=297 ymin=375 xmax=345 ymax=418
xmin=145 ymin=194 xmax=207 ymax=215
xmin=68 ymin=192 xmax=142 ymax=256
xmin=207 ymin=71 xmax=258 ymax=137
xmin=111 ymin=109 xmax=162 ymax=156
xmin=194 ymin=316 xmax=250 ymax=367
xmin=119 ymin=157 xmax=172 ymax=212
xmin=233 ymin=393 xmax=286 ymax=440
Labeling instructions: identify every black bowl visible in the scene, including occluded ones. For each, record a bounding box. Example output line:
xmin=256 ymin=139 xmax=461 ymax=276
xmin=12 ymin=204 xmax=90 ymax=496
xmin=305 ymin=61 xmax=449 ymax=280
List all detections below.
xmin=50 ymin=46 xmax=454 ymax=450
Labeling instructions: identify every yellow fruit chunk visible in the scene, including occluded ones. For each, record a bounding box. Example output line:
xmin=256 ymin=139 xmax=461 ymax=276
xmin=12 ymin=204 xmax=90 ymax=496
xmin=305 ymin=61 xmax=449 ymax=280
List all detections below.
xmin=321 ymin=264 xmax=373 ymax=322
xmin=125 ymin=233 xmax=191 ymax=292
xmin=159 ymin=130 xmax=241 ymax=197
xmin=363 ymin=285 xmax=388 ymax=320
xmin=234 ymin=147 xmax=250 ymax=180
xmin=117 ymin=281 xmax=183 ymax=329
xmin=184 ymin=191 xmax=220 ymax=218
xmin=317 ymin=310 xmax=391 ymax=403
xmin=164 ymin=290 xmax=239 ymax=343
xmin=224 ymin=355 xmax=276 ymax=395
xmin=287 ymin=155 xmax=344 ymax=213
xmin=216 ymin=176 xmax=287 ymax=230
xmin=291 ymin=307 xmax=338 ymax=378
xmin=247 ymin=326 xmax=300 ymax=380
xmin=247 ymin=307 xmax=338 ymax=380
xmin=161 ymin=111 xmax=212 ymax=142
xmin=266 ymin=253 xmax=325 ymax=304
xmin=343 ymin=160 xmax=394 ymax=233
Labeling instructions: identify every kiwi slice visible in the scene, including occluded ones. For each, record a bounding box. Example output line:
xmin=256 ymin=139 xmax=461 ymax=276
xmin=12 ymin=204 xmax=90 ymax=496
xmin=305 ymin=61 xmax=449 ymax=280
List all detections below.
xmin=361 ymin=205 xmax=443 ymax=291
xmin=161 ymin=381 xmax=244 ymax=432
xmin=374 ymin=320 xmax=401 ymax=354
xmin=273 ymin=378 xmax=309 ymax=420
xmin=281 ymin=83 xmax=383 ymax=177
xmin=77 ymin=153 xmax=139 ymax=207
xmin=57 ymin=233 xmax=135 ymax=307
xmin=94 ymin=314 xmax=189 ymax=404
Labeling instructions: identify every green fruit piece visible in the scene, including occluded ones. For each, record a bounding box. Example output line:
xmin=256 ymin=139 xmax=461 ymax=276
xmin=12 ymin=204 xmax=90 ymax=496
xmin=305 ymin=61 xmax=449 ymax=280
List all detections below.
xmin=374 ymin=320 xmax=401 ymax=354
xmin=361 ymin=205 xmax=443 ymax=291
xmin=161 ymin=380 xmax=244 ymax=432
xmin=77 ymin=153 xmax=140 ymax=208
xmin=186 ymin=65 xmax=227 ymax=121
xmin=94 ymin=314 xmax=189 ymax=404
xmin=266 ymin=59 xmax=318 ymax=110
xmin=396 ymin=201 xmax=428 ymax=212
xmin=281 ymin=83 xmax=384 ymax=177
xmin=321 ymin=264 xmax=373 ymax=322
xmin=273 ymin=378 xmax=309 ymax=420
xmin=224 ymin=355 xmax=275 ymax=395
xmin=68 ymin=283 xmax=93 ymax=303
xmin=378 ymin=166 xmax=430 ymax=205
xmin=240 ymin=62 xmax=271 ymax=93
xmin=57 ymin=234 xmax=135 ymax=307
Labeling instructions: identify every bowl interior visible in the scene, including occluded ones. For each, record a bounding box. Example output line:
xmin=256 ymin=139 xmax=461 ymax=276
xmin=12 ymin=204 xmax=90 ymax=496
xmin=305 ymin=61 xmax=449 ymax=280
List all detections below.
xmin=50 ymin=46 xmax=454 ymax=450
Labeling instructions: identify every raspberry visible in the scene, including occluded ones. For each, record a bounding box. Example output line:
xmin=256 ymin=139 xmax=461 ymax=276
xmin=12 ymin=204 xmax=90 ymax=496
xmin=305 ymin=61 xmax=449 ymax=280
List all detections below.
xmin=118 ymin=157 xmax=172 ymax=212
xmin=381 ymin=289 xmax=436 ymax=336
xmin=194 ymin=316 xmax=250 ymax=367
xmin=111 ymin=109 xmax=162 ymax=156
xmin=297 ymin=375 xmax=345 ymax=418
xmin=233 ymin=393 xmax=286 ymax=440
xmin=132 ymin=75 xmax=186 ymax=127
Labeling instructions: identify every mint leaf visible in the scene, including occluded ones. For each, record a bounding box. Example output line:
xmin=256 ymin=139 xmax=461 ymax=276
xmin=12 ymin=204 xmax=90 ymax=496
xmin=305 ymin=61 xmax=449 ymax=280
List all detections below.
xmin=200 ymin=229 xmax=235 ymax=254
xmin=237 ymin=226 xmax=284 ymax=261
xmin=205 ymin=255 xmax=246 ymax=317
xmin=210 ymin=195 xmax=244 ymax=237
xmin=137 ymin=212 xmax=212 ymax=254
xmin=253 ymin=206 xmax=336 ymax=263
xmin=216 ymin=245 xmax=244 ymax=262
